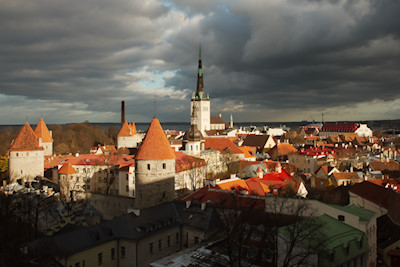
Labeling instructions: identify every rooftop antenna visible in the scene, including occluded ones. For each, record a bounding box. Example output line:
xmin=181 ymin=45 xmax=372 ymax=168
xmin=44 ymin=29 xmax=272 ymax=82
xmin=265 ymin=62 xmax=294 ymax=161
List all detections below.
xmin=25 ymin=115 xmax=29 ymax=124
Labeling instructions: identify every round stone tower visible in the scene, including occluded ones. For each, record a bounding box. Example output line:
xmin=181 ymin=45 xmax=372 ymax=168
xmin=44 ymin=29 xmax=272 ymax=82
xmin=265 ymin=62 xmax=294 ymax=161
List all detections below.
xmin=134 ymin=116 xmax=176 ymax=209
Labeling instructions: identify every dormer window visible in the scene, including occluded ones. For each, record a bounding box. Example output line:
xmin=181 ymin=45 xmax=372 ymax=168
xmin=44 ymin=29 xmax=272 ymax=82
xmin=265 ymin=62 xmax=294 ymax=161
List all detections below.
xmin=338 ymin=215 xmax=345 ymax=221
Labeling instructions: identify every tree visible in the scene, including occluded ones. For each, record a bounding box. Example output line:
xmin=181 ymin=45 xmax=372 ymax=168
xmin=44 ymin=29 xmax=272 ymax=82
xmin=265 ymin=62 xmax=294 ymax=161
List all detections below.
xmin=211 ymin=194 xmax=327 ymax=267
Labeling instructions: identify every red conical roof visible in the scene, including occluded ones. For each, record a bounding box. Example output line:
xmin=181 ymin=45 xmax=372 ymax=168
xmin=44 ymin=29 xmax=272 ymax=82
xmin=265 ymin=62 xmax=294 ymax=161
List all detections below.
xmin=135 ymin=117 xmax=175 ymax=160
xmin=117 ymin=121 xmax=137 ymax=137
xmin=9 ymin=123 xmax=44 ymax=151
xmin=58 ymin=163 xmax=77 ymax=174
xmin=34 ymin=118 xmax=53 ymax=142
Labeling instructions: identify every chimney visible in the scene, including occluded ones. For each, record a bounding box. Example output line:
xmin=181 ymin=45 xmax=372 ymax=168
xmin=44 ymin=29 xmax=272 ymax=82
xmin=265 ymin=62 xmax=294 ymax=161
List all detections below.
xmin=257 ymin=167 xmax=263 ymax=178
xmin=121 ymin=101 xmax=125 ymax=125
xmin=219 ymin=113 xmax=222 ymax=117
xmin=276 ymin=162 xmax=282 ymax=173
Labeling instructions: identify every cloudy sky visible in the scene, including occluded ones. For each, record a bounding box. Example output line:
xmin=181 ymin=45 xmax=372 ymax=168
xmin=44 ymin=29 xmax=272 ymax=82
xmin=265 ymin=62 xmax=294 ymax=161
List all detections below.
xmin=0 ymin=0 xmax=399 ymax=124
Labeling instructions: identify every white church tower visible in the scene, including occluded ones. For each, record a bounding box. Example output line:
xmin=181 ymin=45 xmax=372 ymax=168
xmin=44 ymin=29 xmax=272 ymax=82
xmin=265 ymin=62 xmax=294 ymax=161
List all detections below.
xmin=190 ymin=46 xmax=210 ymax=134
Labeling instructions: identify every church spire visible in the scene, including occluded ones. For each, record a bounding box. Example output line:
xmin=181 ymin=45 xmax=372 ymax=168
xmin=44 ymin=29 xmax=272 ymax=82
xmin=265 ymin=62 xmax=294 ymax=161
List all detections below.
xmin=195 ymin=44 xmax=208 ymax=100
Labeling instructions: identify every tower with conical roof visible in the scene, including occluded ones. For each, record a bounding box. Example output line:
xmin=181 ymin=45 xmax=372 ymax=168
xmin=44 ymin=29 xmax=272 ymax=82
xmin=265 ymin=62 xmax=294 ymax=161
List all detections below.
xmin=34 ymin=117 xmax=53 ymax=156
xmin=134 ymin=117 xmax=176 ymax=209
xmin=117 ymin=121 xmax=141 ymax=149
xmin=190 ymin=46 xmax=210 ymax=134
xmin=8 ymin=123 xmax=45 ymax=183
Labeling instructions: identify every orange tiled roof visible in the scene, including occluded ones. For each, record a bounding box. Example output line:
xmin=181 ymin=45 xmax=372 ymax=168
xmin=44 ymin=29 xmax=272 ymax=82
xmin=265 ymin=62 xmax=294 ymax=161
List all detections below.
xmin=175 ymin=151 xmax=206 ymax=172
xmin=205 ymin=137 xmax=244 ymax=154
xmin=65 ymin=154 xmax=135 ymax=167
xmin=9 ymin=123 xmax=44 ymax=151
xmin=268 ymin=143 xmax=297 ymax=156
xmin=34 ymin=118 xmax=53 ymax=142
xmin=331 ymin=172 xmax=360 ymax=181
xmin=117 ymin=121 xmax=137 ymax=137
xmin=238 ymin=146 xmax=256 ymax=158
xmin=135 ymin=117 xmax=175 ymax=160
xmin=44 ymin=154 xmax=74 ymax=169
xmin=58 ymin=163 xmax=77 ymax=174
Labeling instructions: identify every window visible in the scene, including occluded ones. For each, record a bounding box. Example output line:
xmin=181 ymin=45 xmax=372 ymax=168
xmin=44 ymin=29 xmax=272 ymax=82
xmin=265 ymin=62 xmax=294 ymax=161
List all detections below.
xmin=159 ymin=239 xmax=162 ymax=250
xmin=147 ymin=164 xmax=151 ymax=170
xmin=338 ymin=215 xmax=345 ymax=222
xmin=98 ymin=252 xmax=103 ymax=265
xmin=111 ymin=248 xmax=115 ymax=260
xmin=86 ymin=185 xmax=90 ymax=190
xmin=126 ymin=186 xmax=129 ymax=192
xmin=126 ymin=174 xmax=129 ymax=180
xmin=75 ymin=263 xmax=80 ymax=267
xmin=121 ymin=246 xmax=125 ymax=259
xmin=167 ymin=236 xmax=171 ymax=247
xmin=16 ymin=153 xmax=18 ymax=157
xmin=149 ymin=242 xmax=153 ymax=254
xmin=82 ymin=260 xmax=85 ymax=267
xmin=163 ymin=163 xmax=166 ymax=169
xmin=194 ymin=236 xmax=199 ymax=244
xmin=76 ymin=177 xmax=79 ymax=182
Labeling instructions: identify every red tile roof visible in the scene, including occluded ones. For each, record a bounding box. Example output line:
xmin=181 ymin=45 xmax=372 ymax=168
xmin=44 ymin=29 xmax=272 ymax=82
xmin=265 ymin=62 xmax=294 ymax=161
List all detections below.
xmin=65 ymin=154 xmax=135 ymax=167
xmin=34 ymin=118 xmax=53 ymax=142
xmin=135 ymin=117 xmax=175 ymax=160
xmin=175 ymin=151 xmax=206 ymax=172
xmin=183 ymin=186 xmax=266 ymax=210
xmin=44 ymin=154 xmax=74 ymax=169
xmin=205 ymin=137 xmax=244 ymax=154
xmin=58 ymin=163 xmax=77 ymax=174
xmin=117 ymin=121 xmax=137 ymax=137
xmin=9 ymin=123 xmax=44 ymax=151
xmin=321 ymin=122 xmax=358 ymax=133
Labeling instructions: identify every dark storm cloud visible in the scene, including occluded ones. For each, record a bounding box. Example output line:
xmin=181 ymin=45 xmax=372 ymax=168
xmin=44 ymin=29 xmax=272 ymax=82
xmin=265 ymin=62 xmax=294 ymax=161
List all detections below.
xmin=0 ymin=0 xmax=399 ymax=124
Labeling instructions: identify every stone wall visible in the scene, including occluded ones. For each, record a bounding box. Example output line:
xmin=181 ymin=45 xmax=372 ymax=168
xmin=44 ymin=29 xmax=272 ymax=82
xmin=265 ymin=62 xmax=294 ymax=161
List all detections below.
xmin=9 ymin=150 xmax=44 ymax=182
xmin=135 ymin=159 xmax=176 ymax=209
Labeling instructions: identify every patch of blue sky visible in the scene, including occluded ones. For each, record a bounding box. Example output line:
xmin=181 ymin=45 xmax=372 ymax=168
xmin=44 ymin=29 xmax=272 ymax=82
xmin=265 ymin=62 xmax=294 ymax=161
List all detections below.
xmin=138 ymin=70 xmax=176 ymax=90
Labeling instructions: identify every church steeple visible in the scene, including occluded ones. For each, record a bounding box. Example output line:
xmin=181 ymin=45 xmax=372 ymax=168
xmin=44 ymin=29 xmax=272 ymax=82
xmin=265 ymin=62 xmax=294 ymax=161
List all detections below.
xmin=194 ymin=45 xmax=208 ymax=100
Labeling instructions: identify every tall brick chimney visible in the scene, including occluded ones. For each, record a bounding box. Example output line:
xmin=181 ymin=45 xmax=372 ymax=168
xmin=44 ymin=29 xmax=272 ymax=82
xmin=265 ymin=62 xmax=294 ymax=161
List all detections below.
xmin=121 ymin=101 xmax=125 ymax=125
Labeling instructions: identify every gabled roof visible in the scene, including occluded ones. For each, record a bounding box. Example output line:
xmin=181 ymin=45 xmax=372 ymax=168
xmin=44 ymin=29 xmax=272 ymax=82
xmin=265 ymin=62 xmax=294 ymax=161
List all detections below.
xmin=9 ymin=123 xmax=44 ymax=151
xmin=242 ymin=134 xmax=270 ymax=147
xmin=34 ymin=118 xmax=53 ymax=142
xmin=58 ymin=163 xmax=77 ymax=174
xmin=205 ymin=137 xmax=243 ymax=154
xmin=135 ymin=117 xmax=175 ymax=160
xmin=268 ymin=143 xmax=298 ymax=156
xmin=210 ymin=115 xmax=227 ymax=124
xmin=117 ymin=121 xmax=137 ymax=137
